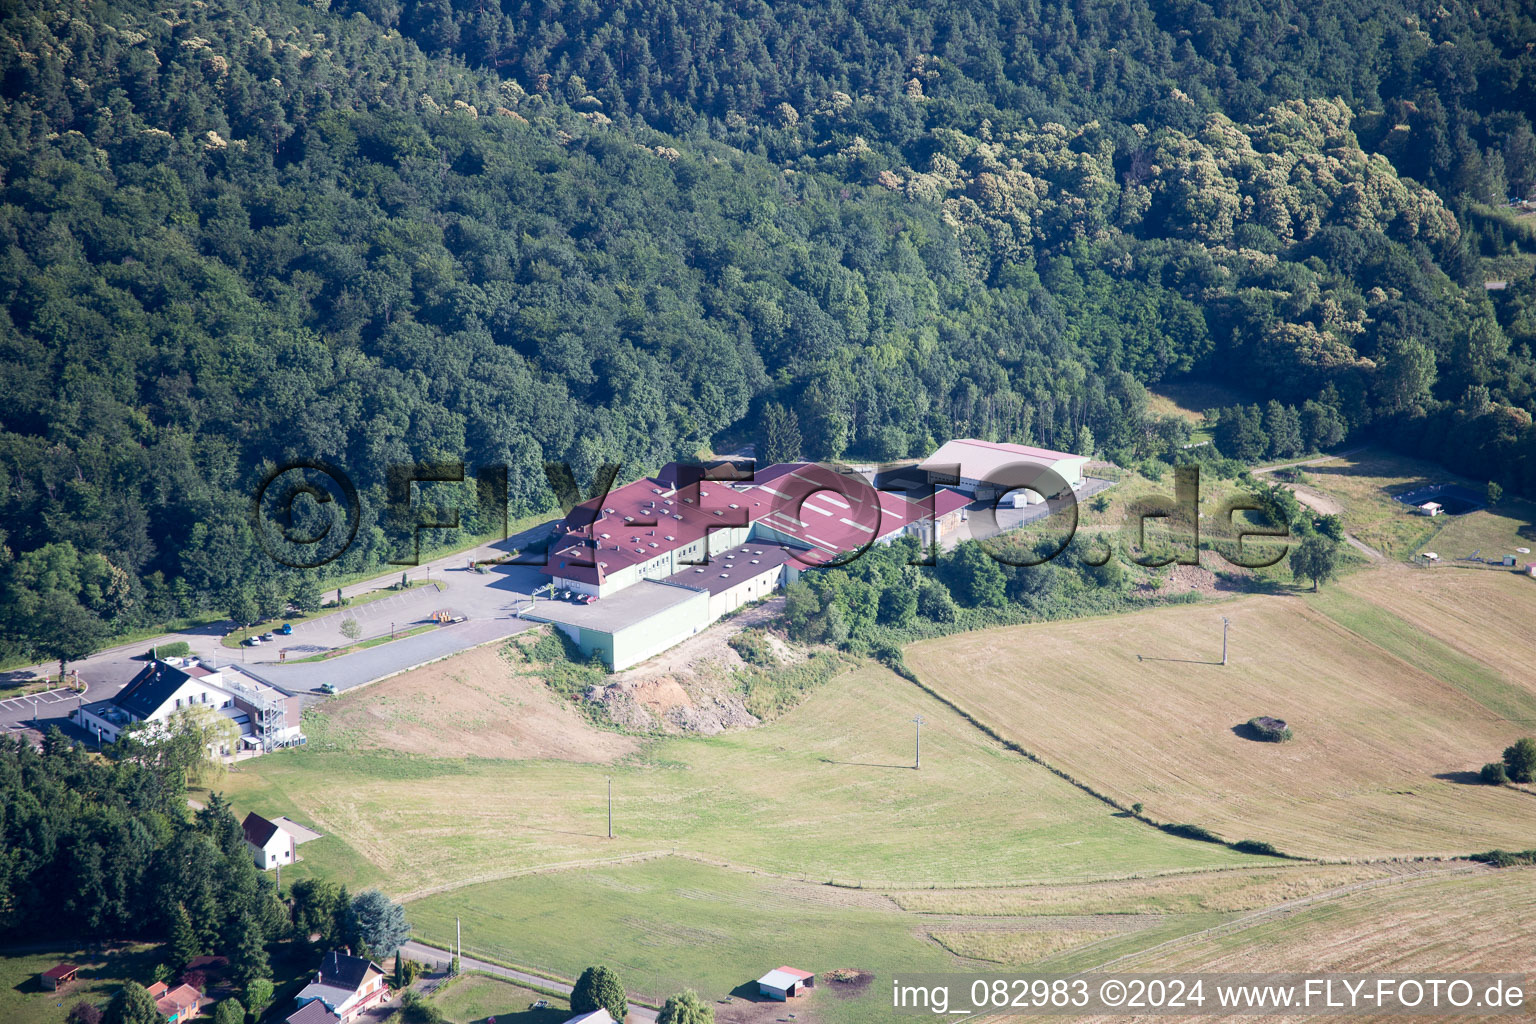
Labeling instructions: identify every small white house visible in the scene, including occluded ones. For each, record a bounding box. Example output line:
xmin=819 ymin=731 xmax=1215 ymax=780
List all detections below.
xmin=1417 ymin=501 xmax=1443 ymax=516
xmin=243 ymin=812 xmax=295 ymax=870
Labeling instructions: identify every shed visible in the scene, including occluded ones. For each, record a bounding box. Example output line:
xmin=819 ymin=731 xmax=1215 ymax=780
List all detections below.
xmin=757 ymin=966 xmax=815 ymax=1001
xmin=40 ymin=963 xmax=79 ymax=990
xmin=1417 ymin=501 xmax=1443 ymax=516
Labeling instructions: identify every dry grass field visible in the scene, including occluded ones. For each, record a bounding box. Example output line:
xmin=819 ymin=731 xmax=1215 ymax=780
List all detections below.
xmin=222 ymin=659 xmax=1260 ymax=897
xmin=904 ymin=580 xmax=1536 ymax=859
xmin=1325 ymin=568 xmax=1536 ymax=719
xmin=1107 ymin=865 xmax=1535 ymax=974
xmin=309 ymin=643 xmax=640 ymax=761
xmin=890 ymin=863 xmax=1413 ymax=916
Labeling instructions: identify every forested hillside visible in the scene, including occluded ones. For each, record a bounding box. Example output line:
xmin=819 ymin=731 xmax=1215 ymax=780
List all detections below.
xmin=1 ymin=0 xmax=1534 ymax=654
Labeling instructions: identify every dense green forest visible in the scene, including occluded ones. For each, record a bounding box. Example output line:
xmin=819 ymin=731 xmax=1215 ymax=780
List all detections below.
xmin=1 ymin=0 xmax=1534 ymax=656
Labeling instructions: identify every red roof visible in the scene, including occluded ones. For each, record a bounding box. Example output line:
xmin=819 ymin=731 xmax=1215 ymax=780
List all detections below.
xmin=544 ymin=468 xmax=775 ymax=585
xmin=545 ymin=462 xmax=970 ymax=581
xmin=42 ymin=963 xmax=78 ymax=980
xmin=776 ymin=966 xmax=815 ymax=980
xmin=154 ymin=983 xmax=200 ymax=1014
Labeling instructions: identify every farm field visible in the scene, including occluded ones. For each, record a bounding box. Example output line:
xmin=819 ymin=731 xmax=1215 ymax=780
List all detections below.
xmin=1002 ymin=866 xmax=1536 ymax=1024
xmin=407 ymin=856 xmax=1218 ymax=1023
xmin=903 ymin=579 xmax=1536 ymax=860
xmin=221 ymin=660 xmax=1263 ymax=897
xmin=889 ymin=862 xmax=1419 ymax=916
xmin=1317 ymin=569 xmax=1536 ymax=721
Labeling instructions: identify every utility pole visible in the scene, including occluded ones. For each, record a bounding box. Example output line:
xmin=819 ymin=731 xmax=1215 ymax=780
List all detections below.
xmin=456 ymin=916 xmax=461 ymax=973
xmin=913 ymin=715 xmax=925 ymax=769
xmin=607 ymin=777 xmax=613 ymax=838
xmin=1221 ymin=616 xmax=1231 ymax=666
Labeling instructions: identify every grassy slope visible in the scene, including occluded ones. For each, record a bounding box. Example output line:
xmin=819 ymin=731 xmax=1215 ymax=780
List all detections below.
xmin=218 ymin=662 xmax=1256 ymax=896
xmin=903 ymin=581 xmax=1536 ymax=859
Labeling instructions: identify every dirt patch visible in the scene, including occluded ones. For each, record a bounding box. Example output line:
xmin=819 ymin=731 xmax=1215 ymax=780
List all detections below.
xmin=821 ymin=969 xmax=873 ymax=997
xmin=716 ymin=991 xmax=821 ymax=1024
xmin=314 ymin=644 xmax=638 ymax=762
xmin=1133 ymin=559 xmax=1249 ymax=599
xmin=584 ymin=598 xmax=791 ymax=735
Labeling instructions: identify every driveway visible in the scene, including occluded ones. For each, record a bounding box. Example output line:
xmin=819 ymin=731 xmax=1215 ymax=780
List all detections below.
xmin=401 ymin=940 xmax=659 ymax=1023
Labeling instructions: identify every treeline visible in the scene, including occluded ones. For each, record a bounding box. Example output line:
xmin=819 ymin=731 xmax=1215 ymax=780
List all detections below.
xmin=0 ymin=731 xmax=285 ymax=964
xmin=782 ymin=535 xmax=1140 ymax=659
xmin=0 ymin=728 xmax=410 ymax=1015
xmin=1 ymin=0 xmax=1535 ymax=664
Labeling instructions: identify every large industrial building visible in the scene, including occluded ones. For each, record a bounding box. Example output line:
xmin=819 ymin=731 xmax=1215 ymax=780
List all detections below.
xmin=917 ymin=438 xmax=1088 ymax=500
xmin=528 ymin=460 xmax=969 ymax=669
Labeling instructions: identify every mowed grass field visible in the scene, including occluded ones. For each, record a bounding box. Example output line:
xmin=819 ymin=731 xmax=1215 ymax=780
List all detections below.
xmin=221 ymin=660 xmax=1260 ymax=899
xmin=431 ymin=974 xmax=570 ymax=1024
xmin=1295 ymin=449 xmax=1477 ymax=559
xmin=409 ymin=856 xmax=1241 ymax=1024
xmin=0 ymin=946 xmax=161 ymax=1024
xmin=903 ymin=575 xmax=1536 ymax=859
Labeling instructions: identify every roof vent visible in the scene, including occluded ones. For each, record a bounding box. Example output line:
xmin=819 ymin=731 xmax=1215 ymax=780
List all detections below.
xmin=720 ymin=573 xmax=730 ymax=579
xmin=751 ymin=559 xmax=760 ymax=564
xmin=729 ymin=503 xmax=739 ymax=509
xmin=664 ymin=535 xmax=675 ymax=541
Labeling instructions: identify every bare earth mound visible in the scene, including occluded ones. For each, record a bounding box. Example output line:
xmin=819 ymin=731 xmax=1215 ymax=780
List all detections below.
xmin=315 ymin=644 xmax=638 ymax=762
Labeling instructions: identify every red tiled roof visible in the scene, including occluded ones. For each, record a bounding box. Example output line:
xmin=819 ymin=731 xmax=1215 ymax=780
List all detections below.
xmin=776 ymin=966 xmax=815 ymax=981
xmin=42 ymin=963 xmax=78 ymax=981
xmin=544 ymin=469 xmax=773 ymax=585
xmin=546 ymin=462 xmax=970 ymax=580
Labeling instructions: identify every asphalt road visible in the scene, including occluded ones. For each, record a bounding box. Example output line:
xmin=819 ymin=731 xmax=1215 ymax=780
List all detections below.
xmin=400 ymin=940 xmax=660 ymax=1023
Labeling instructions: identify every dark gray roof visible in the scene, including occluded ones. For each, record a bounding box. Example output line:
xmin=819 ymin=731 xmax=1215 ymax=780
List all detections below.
xmin=242 ymin=811 xmax=281 ymax=848
xmin=316 ymin=950 xmax=381 ymax=992
xmin=285 ymin=1000 xmax=341 ymax=1024
xmin=112 ymin=661 xmax=196 ymax=719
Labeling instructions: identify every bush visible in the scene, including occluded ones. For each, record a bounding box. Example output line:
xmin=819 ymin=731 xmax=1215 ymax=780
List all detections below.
xmin=1160 ymin=823 xmax=1224 ymax=843
xmin=1232 ymin=839 xmax=1283 ymax=857
xmin=1502 ymin=737 xmax=1536 ymax=783
xmin=398 ymin=990 xmax=444 ymax=1024
xmin=1469 ymin=848 xmax=1536 ymax=868
xmin=1247 ymin=716 xmax=1292 ymax=742
xmin=67 ymin=1003 xmax=103 ymax=1024
xmin=727 ymin=630 xmax=779 ymax=667
xmin=152 ymin=641 xmax=191 ymax=659
xmin=1480 ymin=761 xmax=1509 ymax=785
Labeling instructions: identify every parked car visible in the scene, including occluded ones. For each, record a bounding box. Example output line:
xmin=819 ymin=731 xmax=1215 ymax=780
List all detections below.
xmin=244 ymin=636 xmax=262 ymax=646
xmin=261 ymin=632 xmax=276 ymax=642
xmin=278 ymin=623 xmax=293 ymax=635
xmin=319 ymin=682 xmax=337 ymax=694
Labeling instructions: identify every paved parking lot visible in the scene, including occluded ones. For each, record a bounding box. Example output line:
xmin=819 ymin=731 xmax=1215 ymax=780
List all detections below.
xmin=0 ymin=687 xmax=83 ymax=735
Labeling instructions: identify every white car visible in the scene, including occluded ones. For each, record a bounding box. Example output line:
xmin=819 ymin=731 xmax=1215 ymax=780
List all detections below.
xmin=244 ymin=635 xmax=263 ymax=646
